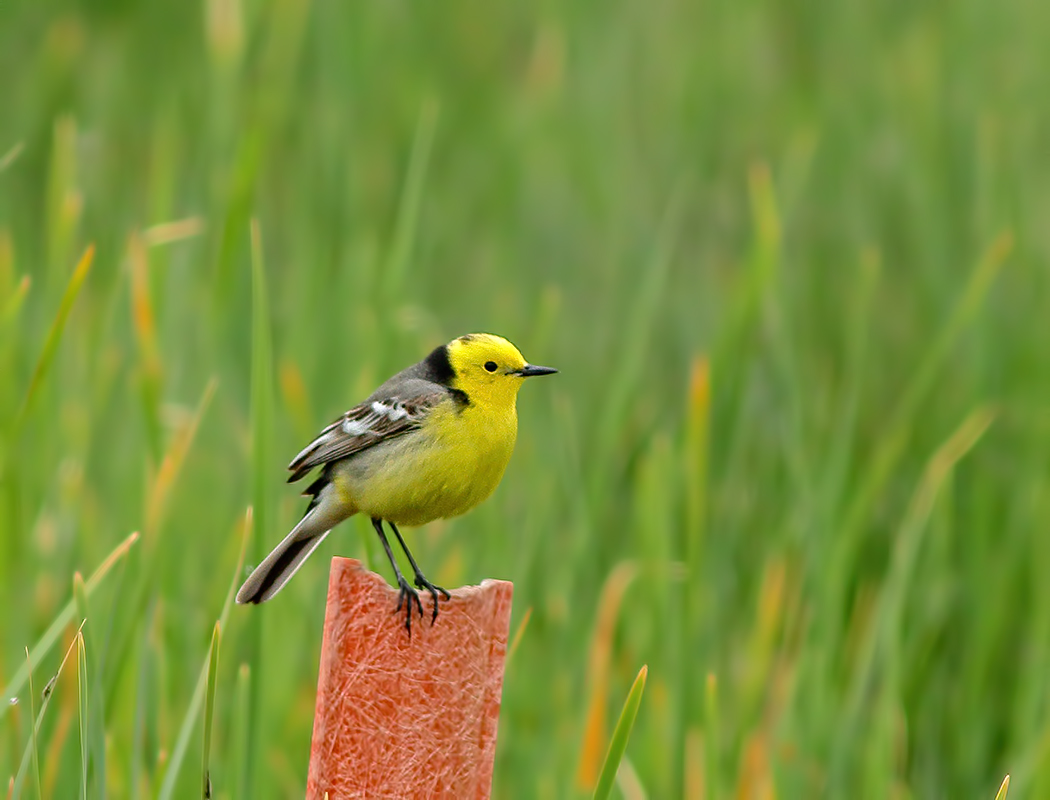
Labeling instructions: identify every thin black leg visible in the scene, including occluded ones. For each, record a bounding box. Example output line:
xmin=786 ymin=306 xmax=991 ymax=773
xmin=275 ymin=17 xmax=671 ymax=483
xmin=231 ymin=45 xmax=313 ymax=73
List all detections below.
xmin=371 ymin=517 xmax=423 ymax=634
xmin=388 ymin=521 xmax=451 ymax=624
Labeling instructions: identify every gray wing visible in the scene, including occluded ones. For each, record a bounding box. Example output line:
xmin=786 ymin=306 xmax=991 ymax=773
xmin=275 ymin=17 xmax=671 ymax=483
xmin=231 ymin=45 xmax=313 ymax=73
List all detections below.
xmin=287 ymin=383 xmax=448 ymax=483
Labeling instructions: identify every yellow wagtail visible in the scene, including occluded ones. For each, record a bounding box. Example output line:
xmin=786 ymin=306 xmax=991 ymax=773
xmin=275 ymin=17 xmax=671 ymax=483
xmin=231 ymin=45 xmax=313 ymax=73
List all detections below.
xmin=236 ymin=333 xmax=556 ymax=633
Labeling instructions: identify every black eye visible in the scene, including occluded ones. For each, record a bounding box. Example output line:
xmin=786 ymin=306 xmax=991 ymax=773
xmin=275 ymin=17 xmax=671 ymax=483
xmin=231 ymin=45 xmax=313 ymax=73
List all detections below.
xmin=484 ymin=361 xmax=498 ymax=373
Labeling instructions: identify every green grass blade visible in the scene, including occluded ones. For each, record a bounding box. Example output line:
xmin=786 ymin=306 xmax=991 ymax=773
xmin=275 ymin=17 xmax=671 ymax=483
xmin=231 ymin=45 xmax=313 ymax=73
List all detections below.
xmin=154 ymin=637 xmax=217 ymax=797
xmin=45 ymin=116 xmax=81 ymax=273
xmin=76 ymin=632 xmax=88 ymax=800
xmin=26 ymin=649 xmax=42 ymax=800
xmin=250 ymin=222 xmax=272 ymax=557
xmin=127 ymin=231 xmax=165 ymax=464
xmin=677 ymin=357 xmax=710 ymax=794
xmin=0 ymin=532 xmax=140 ymax=720
xmin=72 ymin=572 xmax=106 ymax=799
xmin=890 ymin=234 xmax=1011 ymax=431
xmin=201 ymin=622 xmax=221 ymax=799
xmin=246 ymin=219 xmax=273 ymax=800
xmin=711 ymin=164 xmax=781 ymax=377
xmin=71 ymin=574 xmax=91 ymax=799
xmin=156 ymin=510 xmax=250 ymax=799
xmin=128 ymin=611 xmax=153 ymax=799
xmin=592 ymin=664 xmax=648 ymax=800
xmin=592 ymin=187 xmax=683 ymax=488
xmin=11 ymin=628 xmax=83 ymax=798
xmin=228 ymin=663 xmax=251 ymax=800
xmin=837 ymin=407 xmax=996 ymax=776
xmin=381 ymin=99 xmax=438 ymax=303
xmin=13 ymin=243 xmax=94 ymax=433
xmin=840 ymin=232 xmax=1012 ymax=539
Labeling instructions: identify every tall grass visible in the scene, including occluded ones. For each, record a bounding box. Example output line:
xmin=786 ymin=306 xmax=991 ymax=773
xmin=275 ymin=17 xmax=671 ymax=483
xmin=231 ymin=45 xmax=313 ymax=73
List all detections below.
xmin=3 ymin=0 xmax=1050 ymax=797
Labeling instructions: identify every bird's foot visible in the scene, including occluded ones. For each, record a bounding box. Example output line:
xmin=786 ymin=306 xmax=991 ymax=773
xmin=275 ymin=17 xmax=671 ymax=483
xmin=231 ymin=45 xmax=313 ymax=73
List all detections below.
xmin=394 ymin=575 xmax=425 ymax=636
xmin=414 ymin=573 xmax=451 ymax=625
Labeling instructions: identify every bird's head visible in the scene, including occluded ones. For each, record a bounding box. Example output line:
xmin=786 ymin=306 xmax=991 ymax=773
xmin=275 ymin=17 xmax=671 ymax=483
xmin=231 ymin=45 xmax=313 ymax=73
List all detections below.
xmin=445 ymin=333 xmax=557 ymax=407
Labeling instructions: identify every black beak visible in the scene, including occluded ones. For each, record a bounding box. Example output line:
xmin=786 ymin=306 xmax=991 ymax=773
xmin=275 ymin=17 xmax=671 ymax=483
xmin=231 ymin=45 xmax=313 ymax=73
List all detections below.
xmin=516 ymin=364 xmax=558 ymax=377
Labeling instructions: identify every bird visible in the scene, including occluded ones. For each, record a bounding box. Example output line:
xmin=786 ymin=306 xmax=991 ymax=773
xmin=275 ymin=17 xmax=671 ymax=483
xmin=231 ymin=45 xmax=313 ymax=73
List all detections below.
xmin=235 ymin=332 xmax=557 ymax=634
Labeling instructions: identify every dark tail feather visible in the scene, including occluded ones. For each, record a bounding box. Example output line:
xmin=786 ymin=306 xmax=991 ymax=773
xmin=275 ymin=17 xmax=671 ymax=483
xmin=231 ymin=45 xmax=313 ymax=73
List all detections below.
xmin=236 ymin=514 xmax=332 ymax=604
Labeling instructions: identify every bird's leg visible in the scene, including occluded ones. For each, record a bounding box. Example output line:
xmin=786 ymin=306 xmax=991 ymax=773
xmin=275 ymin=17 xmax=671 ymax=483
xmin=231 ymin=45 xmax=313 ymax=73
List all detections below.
xmin=371 ymin=517 xmax=423 ymax=635
xmin=388 ymin=521 xmax=451 ymax=625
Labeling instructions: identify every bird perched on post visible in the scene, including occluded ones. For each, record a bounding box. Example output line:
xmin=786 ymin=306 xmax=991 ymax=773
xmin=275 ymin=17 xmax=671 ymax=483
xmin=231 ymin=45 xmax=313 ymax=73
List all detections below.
xmin=236 ymin=333 xmax=557 ymax=634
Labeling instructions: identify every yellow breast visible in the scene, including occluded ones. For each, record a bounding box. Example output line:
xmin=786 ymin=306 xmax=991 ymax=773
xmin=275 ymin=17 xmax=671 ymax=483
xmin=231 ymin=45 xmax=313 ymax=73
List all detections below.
xmin=334 ymin=399 xmax=518 ymax=526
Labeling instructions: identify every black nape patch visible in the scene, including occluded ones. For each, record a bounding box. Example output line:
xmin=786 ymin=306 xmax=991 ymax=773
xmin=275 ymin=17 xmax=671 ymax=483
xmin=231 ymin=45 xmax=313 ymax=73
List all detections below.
xmin=422 ymin=344 xmax=455 ymax=386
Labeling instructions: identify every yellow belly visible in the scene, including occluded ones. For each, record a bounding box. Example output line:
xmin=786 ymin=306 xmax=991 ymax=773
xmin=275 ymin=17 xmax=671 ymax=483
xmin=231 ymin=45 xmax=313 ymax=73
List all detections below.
xmin=332 ymin=402 xmax=517 ymax=526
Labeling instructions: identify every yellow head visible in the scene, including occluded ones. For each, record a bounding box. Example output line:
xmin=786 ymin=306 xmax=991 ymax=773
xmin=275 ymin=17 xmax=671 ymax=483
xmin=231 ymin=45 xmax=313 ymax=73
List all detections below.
xmin=445 ymin=333 xmax=557 ymax=408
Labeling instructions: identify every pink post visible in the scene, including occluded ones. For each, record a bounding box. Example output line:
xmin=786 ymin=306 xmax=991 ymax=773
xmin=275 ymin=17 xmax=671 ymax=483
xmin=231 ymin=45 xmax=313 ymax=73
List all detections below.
xmin=307 ymin=558 xmax=513 ymax=798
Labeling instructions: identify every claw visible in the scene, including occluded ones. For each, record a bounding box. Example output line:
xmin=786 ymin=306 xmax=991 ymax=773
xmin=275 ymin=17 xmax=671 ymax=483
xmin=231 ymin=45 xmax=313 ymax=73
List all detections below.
xmin=413 ymin=575 xmax=451 ymax=625
xmin=394 ymin=576 xmax=425 ymax=636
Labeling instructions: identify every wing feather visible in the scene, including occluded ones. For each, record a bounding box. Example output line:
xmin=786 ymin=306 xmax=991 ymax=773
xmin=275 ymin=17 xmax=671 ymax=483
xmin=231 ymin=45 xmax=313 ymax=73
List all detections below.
xmin=287 ymin=391 xmax=447 ymax=483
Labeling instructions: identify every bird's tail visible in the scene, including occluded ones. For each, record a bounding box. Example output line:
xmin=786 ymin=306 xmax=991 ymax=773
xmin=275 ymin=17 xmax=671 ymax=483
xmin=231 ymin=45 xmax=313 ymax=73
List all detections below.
xmin=236 ymin=495 xmax=349 ymax=604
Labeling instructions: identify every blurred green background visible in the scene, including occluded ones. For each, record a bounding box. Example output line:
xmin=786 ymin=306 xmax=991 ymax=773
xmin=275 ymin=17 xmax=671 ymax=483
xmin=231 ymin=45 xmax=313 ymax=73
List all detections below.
xmin=2 ymin=0 xmax=1049 ymax=797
